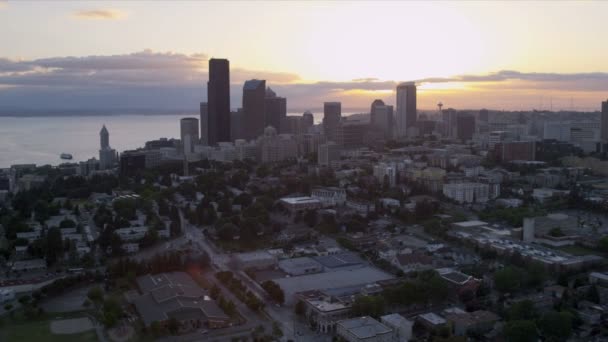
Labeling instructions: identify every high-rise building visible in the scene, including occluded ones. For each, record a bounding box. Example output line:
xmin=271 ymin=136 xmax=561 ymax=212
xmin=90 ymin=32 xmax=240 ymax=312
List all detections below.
xmin=99 ymin=125 xmax=116 ymax=170
xmin=601 ymin=100 xmax=608 ymax=142
xmin=370 ymin=99 xmax=384 ymax=127
xmin=373 ymin=162 xmax=397 ymax=187
xmin=341 ymin=120 xmax=369 ymax=148
xmin=302 ymin=111 xmax=314 ymax=133
xmin=323 ymin=102 xmax=342 ymax=143
xmin=257 ymin=126 xmax=298 ymax=163
xmin=495 ymin=141 xmax=536 ymax=162
xmin=442 ymin=108 xmax=458 ymax=138
xmin=243 ymin=79 xmax=266 ymax=140
xmin=180 ymin=117 xmax=199 ymax=155
xmin=199 ymin=102 xmax=208 ymax=145
xmin=478 ymin=109 xmax=489 ymax=122
xmin=207 ymin=58 xmax=231 ymax=145
xmin=395 ymin=82 xmax=417 ymax=137
xmin=280 ymin=116 xmax=302 ymax=135
xmin=100 ymin=125 xmax=109 ymax=150
xmin=318 ymin=142 xmax=341 ymax=166
xmin=264 ymin=87 xmax=287 ymax=132
xmin=231 ymin=109 xmax=244 ymax=140
xmin=456 ymin=114 xmax=476 ymax=141
xmin=370 ymin=99 xmax=394 ymax=139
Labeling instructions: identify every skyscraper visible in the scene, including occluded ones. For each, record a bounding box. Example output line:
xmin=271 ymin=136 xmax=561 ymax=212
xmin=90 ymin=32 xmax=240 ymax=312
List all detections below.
xmin=180 ymin=117 xmax=199 ymax=155
xmin=100 ymin=124 xmax=109 ymax=150
xmin=601 ymin=99 xmax=608 ymax=142
xmin=302 ymin=111 xmax=314 ymax=133
xmin=370 ymin=99 xmax=394 ymax=139
xmin=264 ymin=87 xmax=287 ymax=132
xmin=443 ymin=108 xmax=458 ymax=138
xmin=456 ymin=113 xmax=476 ymax=141
xmin=99 ymin=125 xmax=116 ymax=170
xmin=207 ymin=58 xmax=231 ymax=145
xmin=323 ymin=102 xmax=342 ymax=143
xmin=370 ymin=99 xmax=384 ymax=127
xmin=199 ymin=102 xmax=208 ymax=145
xmin=243 ymin=79 xmax=266 ymax=140
xmin=395 ymin=82 xmax=417 ymax=137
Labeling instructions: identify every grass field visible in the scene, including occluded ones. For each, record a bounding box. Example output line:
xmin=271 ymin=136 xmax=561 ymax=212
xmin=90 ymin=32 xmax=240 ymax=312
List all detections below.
xmin=0 ymin=319 xmax=98 ymax=342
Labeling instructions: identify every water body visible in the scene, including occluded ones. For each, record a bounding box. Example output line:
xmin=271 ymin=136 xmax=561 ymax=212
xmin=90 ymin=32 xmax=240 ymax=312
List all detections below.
xmin=0 ymin=112 xmax=328 ymax=168
xmin=0 ymin=115 xmax=185 ymax=168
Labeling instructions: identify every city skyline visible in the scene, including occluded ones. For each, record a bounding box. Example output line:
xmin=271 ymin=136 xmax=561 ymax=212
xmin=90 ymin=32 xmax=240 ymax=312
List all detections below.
xmin=1 ymin=1 xmax=608 ymax=112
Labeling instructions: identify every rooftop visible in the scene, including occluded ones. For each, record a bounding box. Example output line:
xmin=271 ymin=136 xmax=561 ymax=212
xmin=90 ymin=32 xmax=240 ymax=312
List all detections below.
xmin=338 ymin=316 xmax=392 ymax=339
xmin=314 ymin=252 xmax=363 ymax=269
xmin=419 ymin=312 xmax=447 ymax=325
xmin=452 ymin=220 xmax=488 ymax=228
xmin=275 ymin=266 xmax=394 ymax=304
xmin=280 ymin=196 xmax=321 ymax=205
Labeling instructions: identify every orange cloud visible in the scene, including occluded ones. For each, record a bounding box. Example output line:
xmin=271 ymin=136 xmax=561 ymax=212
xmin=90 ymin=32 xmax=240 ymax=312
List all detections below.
xmin=73 ymin=9 xmax=126 ymax=20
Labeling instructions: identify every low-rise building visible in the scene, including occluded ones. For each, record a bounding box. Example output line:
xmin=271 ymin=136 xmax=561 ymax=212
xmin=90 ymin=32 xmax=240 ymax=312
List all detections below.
xmin=444 ymin=310 xmax=500 ymax=336
xmin=297 ymin=289 xmax=352 ymax=334
xmin=380 ymin=313 xmax=413 ymax=342
xmin=278 ymin=257 xmax=323 ymax=276
xmin=233 ymin=251 xmax=277 ymax=270
xmin=10 ymin=259 xmax=47 ymax=272
xmin=279 ymin=197 xmax=322 ymax=214
xmin=443 ymin=182 xmax=489 ymax=204
xmin=312 ymin=187 xmax=347 ymax=207
xmin=336 ymin=316 xmax=393 ymax=342
xmin=132 ymin=272 xmax=230 ymax=330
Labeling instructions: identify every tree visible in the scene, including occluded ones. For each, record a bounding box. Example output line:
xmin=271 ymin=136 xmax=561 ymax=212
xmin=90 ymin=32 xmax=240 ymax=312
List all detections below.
xmin=167 ymin=317 xmax=179 ymax=335
xmin=538 ymin=311 xmax=573 ymax=342
xmin=102 ymin=297 xmax=124 ymax=327
xmin=295 ymin=300 xmax=306 ymax=316
xmin=59 ymin=218 xmax=76 ymax=228
xmin=46 ymin=227 xmax=63 ymax=266
xmin=494 ymin=266 xmax=524 ymax=293
xmin=303 ymin=210 xmax=318 ymax=228
xmin=598 ymin=236 xmax=608 ymax=253
xmin=272 ymin=321 xmax=283 ymax=338
xmin=504 ymin=320 xmax=538 ymax=342
xmin=87 ymin=286 xmax=104 ymax=305
xmin=586 ymin=284 xmax=600 ymax=304
xmin=351 ymin=295 xmax=385 ymax=318
xmin=150 ymin=320 xmax=163 ymax=337
xmin=210 ymin=284 xmax=221 ymax=300
xmin=262 ymin=280 xmax=285 ymax=304
xmin=18 ymin=295 xmax=31 ymax=305
xmin=507 ymin=300 xmax=537 ymax=321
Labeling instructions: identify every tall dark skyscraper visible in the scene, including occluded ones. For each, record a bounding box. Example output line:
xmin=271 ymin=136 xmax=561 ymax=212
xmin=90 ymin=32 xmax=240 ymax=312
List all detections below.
xmin=396 ymin=82 xmax=417 ymax=137
xmin=323 ymin=102 xmax=342 ymax=143
xmin=370 ymin=99 xmax=384 ymax=127
xmin=242 ymin=79 xmax=266 ymax=140
xmin=207 ymin=58 xmax=231 ymax=145
xmin=456 ymin=113 xmax=476 ymax=141
xmin=264 ymin=87 xmax=287 ymax=132
xmin=100 ymin=125 xmax=109 ymax=150
xmin=302 ymin=110 xmax=314 ymax=133
xmin=199 ymin=102 xmax=208 ymax=145
xmin=601 ymin=99 xmax=608 ymax=142
xmin=478 ymin=108 xmax=489 ymax=122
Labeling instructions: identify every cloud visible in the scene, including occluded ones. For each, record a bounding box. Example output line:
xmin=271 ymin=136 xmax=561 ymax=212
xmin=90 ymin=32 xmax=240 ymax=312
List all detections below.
xmin=73 ymin=9 xmax=126 ymax=20
xmin=0 ymin=50 xmax=607 ymax=112
xmin=416 ymin=70 xmax=608 ymax=86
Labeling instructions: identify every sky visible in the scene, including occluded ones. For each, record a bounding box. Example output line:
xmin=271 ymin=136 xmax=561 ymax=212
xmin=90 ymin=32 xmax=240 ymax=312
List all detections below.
xmin=1 ymin=1 xmax=608 ymax=113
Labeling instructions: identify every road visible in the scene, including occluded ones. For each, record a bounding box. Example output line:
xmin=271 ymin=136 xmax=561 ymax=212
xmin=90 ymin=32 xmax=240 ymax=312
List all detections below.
xmin=179 ymin=212 xmax=298 ymax=341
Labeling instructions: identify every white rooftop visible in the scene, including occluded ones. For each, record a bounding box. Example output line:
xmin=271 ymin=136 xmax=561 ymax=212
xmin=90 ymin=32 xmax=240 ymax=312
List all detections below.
xmin=280 ymin=197 xmax=320 ymax=205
